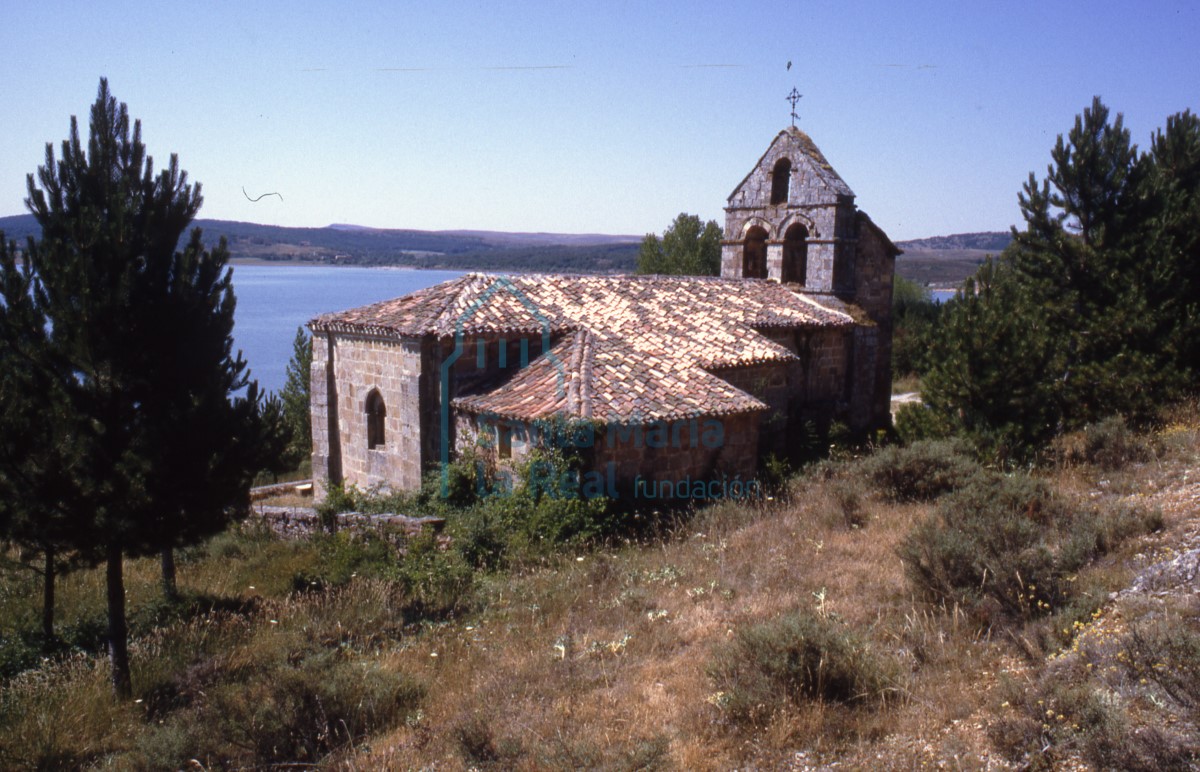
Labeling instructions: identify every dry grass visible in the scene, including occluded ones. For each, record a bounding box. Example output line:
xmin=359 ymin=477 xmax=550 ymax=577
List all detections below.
xmin=2 ymin=410 xmax=1197 ymax=769
xmin=343 ymin=476 xmax=1017 ymax=769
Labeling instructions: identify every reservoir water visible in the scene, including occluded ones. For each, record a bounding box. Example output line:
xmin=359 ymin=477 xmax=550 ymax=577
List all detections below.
xmin=231 ymin=267 xmax=960 ymax=395
xmin=230 ymin=265 xmax=464 ymax=395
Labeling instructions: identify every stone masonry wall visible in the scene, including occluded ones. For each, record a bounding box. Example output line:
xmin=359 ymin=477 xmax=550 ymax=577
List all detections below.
xmin=854 ymin=217 xmax=897 ymax=428
xmin=453 ymin=410 xmax=761 ymax=505
xmin=720 ymin=132 xmax=857 ymax=293
xmin=592 ymin=412 xmax=761 ymax=504
xmin=310 ymin=331 xmax=425 ymax=498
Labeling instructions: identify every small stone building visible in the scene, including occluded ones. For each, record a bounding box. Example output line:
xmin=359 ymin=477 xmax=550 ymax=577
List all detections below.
xmin=308 ymin=127 xmax=898 ymax=503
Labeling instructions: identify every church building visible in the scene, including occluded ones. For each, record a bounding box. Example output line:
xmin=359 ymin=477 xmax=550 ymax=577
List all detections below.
xmin=308 ymin=127 xmax=899 ymax=502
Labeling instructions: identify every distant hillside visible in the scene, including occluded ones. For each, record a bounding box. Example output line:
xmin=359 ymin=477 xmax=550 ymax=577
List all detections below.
xmin=0 ymin=215 xmax=1012 ymax=283
xmin=896 ymin=231 xmax=1011 ymax=252
xmin=894 ymin=231 xmax=1011 ymax=287
xmin=0 ymin=214 xmax=642 ymax=273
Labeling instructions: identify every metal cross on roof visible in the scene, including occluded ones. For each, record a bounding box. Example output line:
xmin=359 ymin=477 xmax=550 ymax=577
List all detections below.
xmin=787 ymin=87 xmax=802 ymax=126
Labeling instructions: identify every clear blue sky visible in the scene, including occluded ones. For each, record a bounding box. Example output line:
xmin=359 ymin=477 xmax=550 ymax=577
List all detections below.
xmin=2 ymin=1 xmax=1196 ymax=241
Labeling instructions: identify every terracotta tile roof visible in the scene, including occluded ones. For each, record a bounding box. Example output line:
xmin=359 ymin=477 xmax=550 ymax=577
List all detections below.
xmin=453 ymin=329 xmax=769 ymax=423
xmin=312 ymin=273 xmax=853 ymax=423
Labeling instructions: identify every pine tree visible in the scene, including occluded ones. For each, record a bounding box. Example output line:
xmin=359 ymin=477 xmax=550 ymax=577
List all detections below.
xmin=922 ymin=257 xmax=1063 ymax=459
xmin=1145 ymin=109 xmax=1200 ymax=381
xmin=280 ymin=325 xmax=313 ymax=469
xmin=923 ymin=100 xmax=1200 ymax=457
xmin=0 ymin=236 xmax=87 ymax=643
xmin=21 ymin=79 xmax=267 ymax=698
xmin=1008 ymin=96 xmax=1166 ymax=424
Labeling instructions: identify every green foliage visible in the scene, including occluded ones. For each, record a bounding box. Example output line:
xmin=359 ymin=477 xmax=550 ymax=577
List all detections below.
xmin=636 ymin=213 xmax=722 ymax=275
xmin=862 ymin=439 xmax=982 ymax=503
xmin=280 ymin=326 xmax=312 ymax=467
xmin=320 ymin=448 xmax=620 ymax=570
xmin=708 ymin=611 xmax=895 ymax=725
xmin=922 ymin=99 xmax=1200 ymax=459
xmin=922 ymin=258 xmax=1064 ymax=461
xmin=483 ymin=447 xmax=618 ymax=550
xmin=8 ymin=79 xmax=271 ymax=696
xmin=890 ymin=275 xmax=943 ymax=379
xmin=893 ymin=402 xmax=954 ymax=444
xmin=0 ymin=237 xmax=89 ymax=641
xmin=252 ymin=392 xmax=296 ymax=482
xmin=759 ymin=453 xmax=793 ymax=499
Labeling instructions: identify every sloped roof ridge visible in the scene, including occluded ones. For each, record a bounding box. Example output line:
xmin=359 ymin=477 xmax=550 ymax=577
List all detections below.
xmin=726 ymin=126 xmax=854 ymax=203
xmin=453 ymin=326 xmax=769 ymax=423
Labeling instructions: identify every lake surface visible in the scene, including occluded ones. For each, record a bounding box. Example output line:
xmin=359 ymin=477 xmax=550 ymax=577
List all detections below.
xmin=230 ymin=266 xmax=464 ymax=394
xmin=231 ymin=267 xmax=960 ymax=394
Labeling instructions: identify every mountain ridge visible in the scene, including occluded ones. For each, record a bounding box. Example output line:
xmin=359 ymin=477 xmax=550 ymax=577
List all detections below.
xmin=0 ymin=215 xmax=1008 ymax=280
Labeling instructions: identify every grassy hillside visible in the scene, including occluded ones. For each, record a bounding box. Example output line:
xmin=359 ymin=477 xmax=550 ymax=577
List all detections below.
xmin=3 ymin=407 xmax=1197 ymax=769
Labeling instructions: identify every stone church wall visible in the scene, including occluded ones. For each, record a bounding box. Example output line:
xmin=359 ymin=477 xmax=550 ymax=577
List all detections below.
xmin=310 ymin=331 xmax=425 ymax=498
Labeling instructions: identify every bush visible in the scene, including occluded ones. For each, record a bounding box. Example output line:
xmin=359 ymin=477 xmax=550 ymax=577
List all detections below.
xmin=1052 ymin=415 xmax=1157 ymax=470
xmin=1123 ymin=612 xmax=1200 ymax=713
xmin=707 ymin=611 xmax=895 ymax=725
xmin=829 ymin=476 xmax=869 ymax=528
xmin=130 ymin=651 xmax=424 ymax=769
xmin=290 ymin=529 xmax=400 ymax=592
xmin=862 ymin=439 xmax=982 ymax=502
xmin=453 ymin=713 xmax=525 ymax=769
xmin=991 ymin=658 xmax=1199 ymax=770
xmin=900 ymin=473 xmax=1158 ymax=625
xmin=893 ymin=402 xmax=954 ymax=445
xmin=459 ymin=447 xmax=619 ymax=562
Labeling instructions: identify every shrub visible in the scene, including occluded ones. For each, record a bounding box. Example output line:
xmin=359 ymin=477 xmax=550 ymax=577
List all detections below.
xmin=828 ymin=475 xmax=870 ymax=529
xmin=893 ymin=402 xmax=954 ymax=444
xmin=900 ymin=473 xmax=1158 ymax=625
xmin=1052 ymin=415 xmax=1157 ymax=470
xmin=707 ymin=611 xmax=895 ymax=725
xmin=213 ymin=651 xmax=423 ymax=765
xmin=393 ymin=530 xmax=475 ymax=620
xmin=453 ymin=713 xmax=525 ymax=769
xmin=991 ymin=660 xmax=1199 ymax=770
xmin=291 ymin=530 xmax=399 ymax=592
xmin=862 ymin=438 xmax=982 ymax=502
xmin=468 ymin=447 xmax=619 ymax=559
xmin=759 ymin=453 xmax=793 ymax=498
xmin=1123 ymin=612 xmax=1200 ymax=713
xmin=130 ymin=651 xmax=424 ymax=769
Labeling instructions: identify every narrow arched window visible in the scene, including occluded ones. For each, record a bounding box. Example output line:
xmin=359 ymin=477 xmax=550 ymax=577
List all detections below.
xmin=782 ymin=223 xmax=809 ymax=284
xmin=770 ymin=158 xmax=791 ymax=205
xmin=366 ymin=389 xmax=386 ymax=449
xmin=742 ymin=226 xmax=768 ymax=279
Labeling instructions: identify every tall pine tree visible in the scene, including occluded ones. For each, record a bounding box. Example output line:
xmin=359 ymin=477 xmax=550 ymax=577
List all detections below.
xmin=923 ymin=99 xmax=1200 ymax=457
xmin=0 ymin=236 xmax=88 ymax=643
xmin=20 ymin=79 xmax=267 ymax=698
